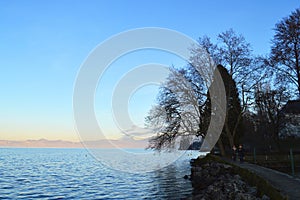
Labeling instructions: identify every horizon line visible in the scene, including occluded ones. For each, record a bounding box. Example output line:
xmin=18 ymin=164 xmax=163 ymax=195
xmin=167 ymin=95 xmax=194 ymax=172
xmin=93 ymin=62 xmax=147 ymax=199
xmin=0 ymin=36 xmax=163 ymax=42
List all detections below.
xmin=0 ymin=138 xmax=149 ymax=149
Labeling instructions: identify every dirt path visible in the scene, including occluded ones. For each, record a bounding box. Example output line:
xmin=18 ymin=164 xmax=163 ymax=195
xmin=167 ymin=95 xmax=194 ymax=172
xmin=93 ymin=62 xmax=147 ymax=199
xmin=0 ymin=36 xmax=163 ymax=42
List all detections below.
xmin=224 ymin=158 xmax=300 ymax=200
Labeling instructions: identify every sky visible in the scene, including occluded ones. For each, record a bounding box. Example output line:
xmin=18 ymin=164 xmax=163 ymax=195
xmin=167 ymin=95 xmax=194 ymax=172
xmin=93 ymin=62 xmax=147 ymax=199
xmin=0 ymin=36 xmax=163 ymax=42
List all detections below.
xmin=0 ymin=0 xmax=299 ymax=142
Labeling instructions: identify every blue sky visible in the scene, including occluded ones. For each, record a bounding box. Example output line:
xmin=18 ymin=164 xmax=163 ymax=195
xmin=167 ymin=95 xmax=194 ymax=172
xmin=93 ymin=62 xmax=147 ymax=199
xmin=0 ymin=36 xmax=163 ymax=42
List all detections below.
xmin=0 ymin=0 xmax=299 ymax=142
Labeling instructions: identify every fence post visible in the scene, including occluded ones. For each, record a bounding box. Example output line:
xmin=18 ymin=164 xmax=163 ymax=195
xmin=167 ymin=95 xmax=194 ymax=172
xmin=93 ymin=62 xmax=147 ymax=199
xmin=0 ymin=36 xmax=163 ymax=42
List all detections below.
xmin=290 ymin=148 xmax=295 ymax=176
xmin=253 ymin=147 xmax=256 ymax=164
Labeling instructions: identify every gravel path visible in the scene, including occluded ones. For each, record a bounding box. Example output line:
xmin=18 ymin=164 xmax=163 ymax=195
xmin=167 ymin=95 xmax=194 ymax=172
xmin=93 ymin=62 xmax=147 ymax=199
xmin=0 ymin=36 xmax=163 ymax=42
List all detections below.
xmin=224 ymin=158 xmax=300 ymax=200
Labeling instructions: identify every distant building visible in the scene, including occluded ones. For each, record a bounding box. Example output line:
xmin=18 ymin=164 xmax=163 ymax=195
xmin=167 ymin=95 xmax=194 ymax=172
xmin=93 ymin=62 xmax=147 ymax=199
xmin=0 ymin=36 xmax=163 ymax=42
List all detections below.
xmin=279 ymin=100 xmax=300 ymax=138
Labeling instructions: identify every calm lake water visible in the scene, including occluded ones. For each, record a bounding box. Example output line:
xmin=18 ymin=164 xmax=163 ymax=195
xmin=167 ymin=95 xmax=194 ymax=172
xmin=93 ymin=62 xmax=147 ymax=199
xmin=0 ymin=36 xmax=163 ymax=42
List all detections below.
xmin=0 ymin=148 xmax=201 ymax=199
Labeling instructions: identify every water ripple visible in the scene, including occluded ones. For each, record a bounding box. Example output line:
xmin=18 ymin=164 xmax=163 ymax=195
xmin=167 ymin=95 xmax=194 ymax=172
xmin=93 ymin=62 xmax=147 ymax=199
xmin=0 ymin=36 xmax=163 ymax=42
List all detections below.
xmin=0 ymin=148 xmax=199 ymax=199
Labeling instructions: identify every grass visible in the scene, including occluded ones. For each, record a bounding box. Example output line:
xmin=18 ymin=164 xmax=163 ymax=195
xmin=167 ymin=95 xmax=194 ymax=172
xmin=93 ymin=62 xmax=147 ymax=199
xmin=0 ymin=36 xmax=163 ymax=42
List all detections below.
xmin=245 ymin=153 xmax=299 ymax=176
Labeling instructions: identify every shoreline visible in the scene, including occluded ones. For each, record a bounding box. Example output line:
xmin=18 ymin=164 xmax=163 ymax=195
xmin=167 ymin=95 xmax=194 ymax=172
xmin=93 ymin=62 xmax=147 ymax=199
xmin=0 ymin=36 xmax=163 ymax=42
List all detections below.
xmin=187 ymin=154 xmax=287 ymax=200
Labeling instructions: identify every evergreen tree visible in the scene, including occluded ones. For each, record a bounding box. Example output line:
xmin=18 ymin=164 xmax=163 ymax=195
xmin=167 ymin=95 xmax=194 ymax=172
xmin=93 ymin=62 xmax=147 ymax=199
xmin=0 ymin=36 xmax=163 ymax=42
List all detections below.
xmin=205 ymin=65 xmax=243 ymax=155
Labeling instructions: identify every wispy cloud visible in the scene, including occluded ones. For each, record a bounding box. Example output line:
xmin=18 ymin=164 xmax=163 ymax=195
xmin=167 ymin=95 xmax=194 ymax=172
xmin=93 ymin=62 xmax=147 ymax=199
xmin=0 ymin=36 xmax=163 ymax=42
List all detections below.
xmin=121 ymin=125 xmax=158 ymax=140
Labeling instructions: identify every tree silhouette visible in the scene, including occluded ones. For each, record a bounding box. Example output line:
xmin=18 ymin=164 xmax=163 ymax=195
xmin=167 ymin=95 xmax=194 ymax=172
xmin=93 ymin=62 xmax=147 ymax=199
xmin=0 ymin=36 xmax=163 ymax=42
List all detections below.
xmin=254 ymin=84 xmax=290 ymax=151
xmin=205 ymin=65 xmax=243 ymax=155
xmin=271 ymin=8 xmax=300 ymax=98
xmin=146 ymin=66 xmax=207 ymax=150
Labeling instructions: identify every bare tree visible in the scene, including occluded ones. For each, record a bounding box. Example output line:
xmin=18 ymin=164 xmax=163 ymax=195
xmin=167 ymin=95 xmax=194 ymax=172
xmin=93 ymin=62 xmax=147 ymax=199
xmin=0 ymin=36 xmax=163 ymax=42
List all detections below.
xmin=146 ymin=29 xmax=268 ymax=152
xmin=195 ymin=30 xmax=269 ymax=109
xmin=192 ymin=30 xmax=267 ymax=152
xmin=254 ymin=83 xmax=290 ymax=150
xmin=218 ymin=29 xmax=252 ymax=79
xmin=270 ymin=8 xmax=300 ymax=98
xmin=146 ymin=66 xmax=208 ymax=150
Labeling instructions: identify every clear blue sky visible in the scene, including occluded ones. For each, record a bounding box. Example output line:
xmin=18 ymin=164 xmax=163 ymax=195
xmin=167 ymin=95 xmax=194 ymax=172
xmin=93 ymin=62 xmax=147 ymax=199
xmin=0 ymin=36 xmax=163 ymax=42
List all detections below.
xmin=0 ymin=0 xmax=299 ymax=141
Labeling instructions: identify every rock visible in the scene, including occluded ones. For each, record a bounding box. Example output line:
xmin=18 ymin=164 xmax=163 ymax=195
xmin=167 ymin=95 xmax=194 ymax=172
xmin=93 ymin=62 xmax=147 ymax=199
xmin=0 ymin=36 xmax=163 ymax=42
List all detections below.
xmin=194 ymin=166 xmax=202 ymax=171
xmin=189 ymin=159 xmax=268 ymax=200
xmin=203 ymin=163 xmax=210 ymax=168
xmin=233 ymin=174 xmax=241 ymax=180
xmin=247 ymin=186 xmax=257 ymax=196
xmin=193 ymin=171 xmax=202 ymax=178
xmin=222 ymin=164 xmax=232 ymax=169
xmin=235 ymin=193 xmax=257 ymax=200
xmin=261 ymin=195 xmax=270 ymax=200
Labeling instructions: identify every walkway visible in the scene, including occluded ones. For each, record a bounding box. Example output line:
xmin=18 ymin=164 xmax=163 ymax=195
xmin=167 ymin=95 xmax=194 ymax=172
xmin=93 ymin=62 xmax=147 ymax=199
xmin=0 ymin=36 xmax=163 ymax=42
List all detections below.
xmin=224 ymin=158 xmax=300 ymax=200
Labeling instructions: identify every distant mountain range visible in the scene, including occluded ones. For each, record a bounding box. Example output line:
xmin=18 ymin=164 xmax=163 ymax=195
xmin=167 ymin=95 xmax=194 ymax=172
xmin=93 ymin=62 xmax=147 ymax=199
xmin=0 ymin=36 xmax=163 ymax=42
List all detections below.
xmin=0 ymin=138 xmax=148 ymax=148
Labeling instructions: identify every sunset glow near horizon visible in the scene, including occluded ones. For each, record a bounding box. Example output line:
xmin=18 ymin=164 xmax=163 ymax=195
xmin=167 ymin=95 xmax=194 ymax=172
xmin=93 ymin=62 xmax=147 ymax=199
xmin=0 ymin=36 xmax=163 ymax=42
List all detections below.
xmin=0 ymin=1 xmax=299 ymax=144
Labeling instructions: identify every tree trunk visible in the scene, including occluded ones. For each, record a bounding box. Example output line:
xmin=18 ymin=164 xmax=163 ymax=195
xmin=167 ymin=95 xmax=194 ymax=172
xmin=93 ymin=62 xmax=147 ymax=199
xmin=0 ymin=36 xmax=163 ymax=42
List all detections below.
xmin=294 ymin=43 xmax=300 ymax=98
xmin=232 ymin=110 xmax=243 ymax=145
xmin=217 ymin=139 xmax=226 ymax=156
xmin=225 ymin=123 xmax=234 ymax=148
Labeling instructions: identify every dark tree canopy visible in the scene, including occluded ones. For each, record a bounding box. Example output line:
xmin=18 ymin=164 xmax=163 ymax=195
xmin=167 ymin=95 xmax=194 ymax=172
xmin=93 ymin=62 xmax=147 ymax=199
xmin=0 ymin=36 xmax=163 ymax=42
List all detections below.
xmin=215 ymin=65 xmax=243 ymax=154
xmin=254 ymin=84 xmax=290 ymax=149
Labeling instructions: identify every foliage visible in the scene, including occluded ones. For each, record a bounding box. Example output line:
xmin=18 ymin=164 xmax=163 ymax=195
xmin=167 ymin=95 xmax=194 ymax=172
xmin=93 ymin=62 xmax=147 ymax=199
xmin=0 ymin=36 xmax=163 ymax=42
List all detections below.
xmin=203 ymin=65 xmax=243 ymax=155
xmin=218 ymin=65 xmax=243 ymax=148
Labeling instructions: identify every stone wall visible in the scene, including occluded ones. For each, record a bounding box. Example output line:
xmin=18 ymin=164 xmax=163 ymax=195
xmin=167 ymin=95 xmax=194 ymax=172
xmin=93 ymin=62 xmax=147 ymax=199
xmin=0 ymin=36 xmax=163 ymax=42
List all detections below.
xmin=189 ymin=159 xmax=270 ymax=200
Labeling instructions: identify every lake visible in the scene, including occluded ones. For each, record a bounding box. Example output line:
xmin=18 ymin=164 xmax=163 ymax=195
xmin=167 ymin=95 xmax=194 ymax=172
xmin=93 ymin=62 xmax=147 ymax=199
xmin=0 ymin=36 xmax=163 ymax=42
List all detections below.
xmin=0 ymin=148 xmax=202 ymax=199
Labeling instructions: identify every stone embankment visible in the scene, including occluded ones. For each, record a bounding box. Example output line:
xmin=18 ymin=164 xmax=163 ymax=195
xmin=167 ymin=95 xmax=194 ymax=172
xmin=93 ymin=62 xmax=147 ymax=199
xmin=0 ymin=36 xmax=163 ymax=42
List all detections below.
xmin=187 ymin=155 xmax=284 ymax=200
